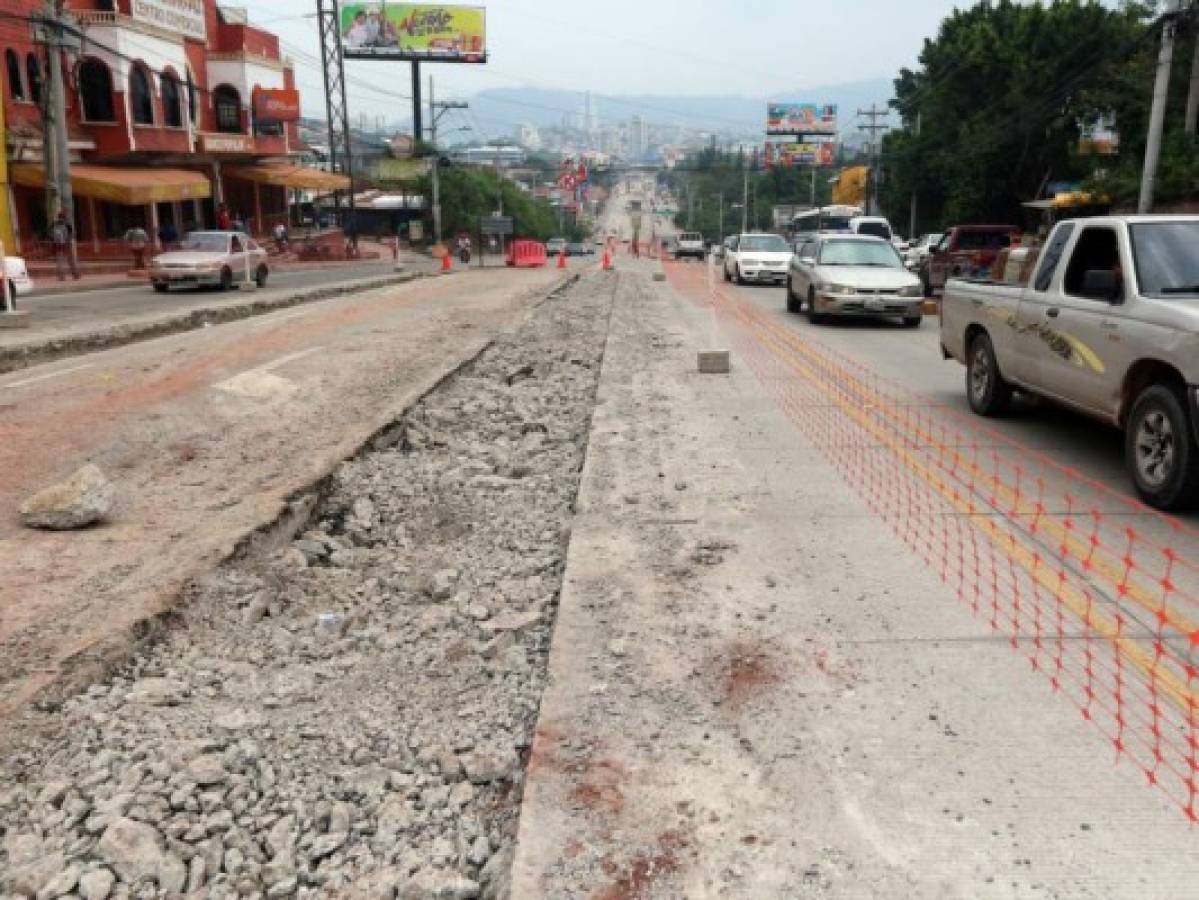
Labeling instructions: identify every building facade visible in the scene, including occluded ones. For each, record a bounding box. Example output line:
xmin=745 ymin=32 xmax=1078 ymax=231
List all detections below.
xmin=0 ymin=0 xmax=343 ymax=260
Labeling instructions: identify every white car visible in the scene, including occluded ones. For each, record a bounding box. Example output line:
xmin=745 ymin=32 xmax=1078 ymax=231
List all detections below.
xmin=150 ymin=231 xmax=269 ymax=292
xmin=787 ymin=234 xmax=924 ymax=327
xmin=905 ymin=232 xmax=944 ymax=270
xmin=2 ymin=256 xmax=34 ymax=307
xmin=722 ymin=233 xmax=793 ymax=285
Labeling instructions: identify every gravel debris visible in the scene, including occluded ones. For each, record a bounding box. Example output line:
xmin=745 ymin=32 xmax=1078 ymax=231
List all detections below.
xmin=0 ymin=274 xmax=614 ymax=899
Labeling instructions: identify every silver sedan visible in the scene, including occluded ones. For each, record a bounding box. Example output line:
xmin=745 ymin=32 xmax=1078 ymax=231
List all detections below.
xmin=787 ymin=234 xmax=925 ymax=327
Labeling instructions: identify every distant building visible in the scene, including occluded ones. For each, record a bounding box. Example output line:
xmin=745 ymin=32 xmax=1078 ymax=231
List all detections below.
xmin=630 ymin=115 xmax=647 ymax=161
xmin=518 ymin=123 xmax=541 ymax=151
xmin=453 ymin=145 xmax=526 ymax=167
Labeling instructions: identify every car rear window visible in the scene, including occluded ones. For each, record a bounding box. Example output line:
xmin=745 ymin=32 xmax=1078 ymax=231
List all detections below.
xmin=957 ymin=230 xmax=1013 ymax=251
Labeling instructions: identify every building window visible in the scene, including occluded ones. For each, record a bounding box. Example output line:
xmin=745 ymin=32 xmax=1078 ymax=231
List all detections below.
xmin=213 ymin=85 xmax=242 ymax=134
xmin=26 ymin=53 xmax=41 ymax=106
xmin=186 ymin=70 xmax=197 ymax=125
xmin=78 ymin=58 xmax=115 ymax=122
xmin=161 ymin=70 xmax=182 ymax=128
xmin=129 ymin=65 xmax=154 ymax=125
xmin=5 ymin=50 xmax=24 ymax=101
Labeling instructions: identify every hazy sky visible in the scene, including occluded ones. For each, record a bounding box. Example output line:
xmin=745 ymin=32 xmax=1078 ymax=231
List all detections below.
xmin=239 ymin=0 xmax=1123 ymax=126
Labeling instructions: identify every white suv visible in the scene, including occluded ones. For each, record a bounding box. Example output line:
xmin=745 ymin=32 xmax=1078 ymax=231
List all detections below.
xmin=723 ymin=233 xmax=793 ymax=285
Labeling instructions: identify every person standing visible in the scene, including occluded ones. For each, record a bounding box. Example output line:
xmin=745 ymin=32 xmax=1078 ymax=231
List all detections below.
xmin=124 ymin=224 xmax=149 ymax=270
xmin=49 ymin=210 xmax=80 ymax=281
xmin=217 ymin=204 xmax=232 ymax=231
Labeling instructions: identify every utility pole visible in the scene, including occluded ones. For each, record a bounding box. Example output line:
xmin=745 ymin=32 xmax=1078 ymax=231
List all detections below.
xmin=411 ymin=62 xmax=423 ymax=149
xmin=717 ymin=191 xmax=723 ymax=243
xmin=37 ymin=0 xmax=77 ymax=226
xmin=1185 ymin=27 xmax=1199 ymax=136
xmin=1140 ymin=0 xmax=1181 ymax=213
xmin=741 ymin=164 xmax=749 ymax=233
xmin=909 ymin=111 xmax=921 ymax=239
xmin=858 ymin=104 xmax=890 ymax=215
xmin=427 ymin=76 xmax=468 ymax=245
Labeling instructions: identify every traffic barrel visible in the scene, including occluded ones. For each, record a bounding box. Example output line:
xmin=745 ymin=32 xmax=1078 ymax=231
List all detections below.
xmin=441 ymin=253 xmax=452 ymax=274
xmin=558 ymin=251 xmax=567 ymax=269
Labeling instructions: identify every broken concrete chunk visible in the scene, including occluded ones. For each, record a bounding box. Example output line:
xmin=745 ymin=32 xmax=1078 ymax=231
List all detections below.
xmin=19 ymin=464 xmax=115 ymax=530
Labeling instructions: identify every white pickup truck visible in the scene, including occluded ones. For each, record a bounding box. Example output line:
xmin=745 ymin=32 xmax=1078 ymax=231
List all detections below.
xmin=941 ymin=215 xmax=1199 ymax=510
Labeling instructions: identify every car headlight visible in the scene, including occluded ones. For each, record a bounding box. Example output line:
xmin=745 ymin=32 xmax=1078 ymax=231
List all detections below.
xmin=899 ymin=284 xmax=923 ymax=297
xmin=823 ymin=283 xmax=854 ymax=295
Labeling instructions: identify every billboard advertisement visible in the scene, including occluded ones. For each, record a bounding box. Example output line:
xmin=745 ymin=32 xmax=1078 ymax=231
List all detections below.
xmin=767 ymin=102 xmax=837 ymax=136
xmin=1079 ymin=115 xmax=1119 ymax=156
xmin=131 ymin=0 xmax=207 ymax=42
xmin=253 ymin=88 xmax=301 ymax=123
xmin=340 ymin=4 xmax=487 ymax=62
xmin=765 ymin=142 xmax=837 ymax=167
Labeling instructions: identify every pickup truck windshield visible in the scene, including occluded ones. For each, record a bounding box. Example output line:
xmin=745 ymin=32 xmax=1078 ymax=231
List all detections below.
xmin=740 ymin=236 xmax=790 ymax=253
xmin=820 ymin=240 xmax=902 ymax=268
xmin=1130 ymin=221 xmax=1199 ymax=297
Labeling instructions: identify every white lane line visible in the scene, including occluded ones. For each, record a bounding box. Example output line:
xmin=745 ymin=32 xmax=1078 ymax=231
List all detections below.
xmin=4 ymin=363 xmax=95 ymax=390
xmin=260 ymin=346 xmax=323 ymax=372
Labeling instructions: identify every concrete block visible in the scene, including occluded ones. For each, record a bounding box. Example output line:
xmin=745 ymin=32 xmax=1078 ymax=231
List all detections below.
xmin=653 ymin=272 xmax=666 ymax=282
xmin=0 ymin=310 xmax=31 ymax=329
xmin=239 ymin=281 xmax=259 ymax=293
xmin=697 ymin=350 xmax=730 ymax=375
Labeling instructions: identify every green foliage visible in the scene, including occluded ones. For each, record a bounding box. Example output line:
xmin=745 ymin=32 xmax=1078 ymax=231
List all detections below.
xmin=660 ymin=151 xmax=839 ymax=243
xmin=411 ymin=166 xmax=573 ymax=241
xmin=880 ymin=0 xmax=1190 ymax=229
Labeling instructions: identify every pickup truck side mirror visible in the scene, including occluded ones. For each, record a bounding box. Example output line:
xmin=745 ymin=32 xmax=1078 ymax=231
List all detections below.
xmin=1081 ymin=269 xmax=1121 ymax=303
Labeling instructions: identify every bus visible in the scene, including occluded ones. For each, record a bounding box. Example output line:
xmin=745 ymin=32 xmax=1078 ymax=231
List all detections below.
xmin=789 ymin=205 xmax=863 ymax=241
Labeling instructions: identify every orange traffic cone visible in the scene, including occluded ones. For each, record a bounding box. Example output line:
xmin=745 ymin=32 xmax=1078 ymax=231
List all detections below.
xmin=441 ymin=253 xmax=452 ymax=274
xmin=602 ymin=250 xmax=612 ymax=271
xmin=557 ymin=251 xmax=567 ymax=269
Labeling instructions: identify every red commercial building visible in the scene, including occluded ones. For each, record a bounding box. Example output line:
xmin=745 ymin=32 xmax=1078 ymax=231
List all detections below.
xmin=0 ymin=0 xmax=346 ymax=261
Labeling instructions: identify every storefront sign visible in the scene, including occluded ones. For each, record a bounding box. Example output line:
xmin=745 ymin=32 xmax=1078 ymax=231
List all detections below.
xmin=253 ymin=89 xmax=301 ymax=124
xmin=201 ymin=133 xmax=255 ymax=155
xmin=131 ymin=0 xmax=206 ymax=42
xmin=340 ymin=4 xmax=487 ymax=62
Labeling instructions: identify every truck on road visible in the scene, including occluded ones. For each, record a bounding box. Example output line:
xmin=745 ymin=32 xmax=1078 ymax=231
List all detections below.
xmin=922 ymin=224 xmax=1020 ymax=296
xmin=940 ymin=215 xmax=1199 ymax=510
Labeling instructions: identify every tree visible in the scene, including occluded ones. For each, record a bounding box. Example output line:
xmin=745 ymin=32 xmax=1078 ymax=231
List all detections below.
xmin=882 ymin=0 xmax=1161 ymax=230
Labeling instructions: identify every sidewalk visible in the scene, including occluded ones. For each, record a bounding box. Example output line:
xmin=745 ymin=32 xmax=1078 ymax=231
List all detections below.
xmin=510 ymin=259 xmax=1198 ymax=897
xmin=0 ymin=257 xmax=440 ymax=375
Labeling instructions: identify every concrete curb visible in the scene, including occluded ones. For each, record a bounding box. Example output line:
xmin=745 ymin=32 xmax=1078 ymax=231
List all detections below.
xmin=0 ymin=272 xmax=427 ymax=376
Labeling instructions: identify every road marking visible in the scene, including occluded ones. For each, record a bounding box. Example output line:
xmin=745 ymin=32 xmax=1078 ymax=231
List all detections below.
xmin=3 ymin=363 xmax=94 ymax=389
xmin=214 ymin=346 xmax=323 ymax=399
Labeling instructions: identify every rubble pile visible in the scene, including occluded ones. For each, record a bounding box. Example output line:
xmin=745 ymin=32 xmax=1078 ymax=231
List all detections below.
xmin=0 ymin=274 xmax=614 ymax=899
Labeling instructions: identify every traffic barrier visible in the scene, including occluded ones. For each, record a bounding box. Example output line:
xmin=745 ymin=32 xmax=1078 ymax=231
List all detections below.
xmin=506 ymin=240 xmax=548 ymax=268
xmin=558 ymin=251 xmax=567 ymax=269
xmin=663 ymin=257 xmax=1199 ymax=823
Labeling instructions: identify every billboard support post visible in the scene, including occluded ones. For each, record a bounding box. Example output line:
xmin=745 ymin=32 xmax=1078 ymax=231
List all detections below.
xmin=316 ymin=0 xmax=356 ymax=238
xmin=412 ymin=61 xmax=423 ymax=147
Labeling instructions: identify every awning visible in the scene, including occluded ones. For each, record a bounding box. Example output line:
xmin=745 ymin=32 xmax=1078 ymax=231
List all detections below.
xmin=226 ymin=164 xmax=351 ymax=192
xmin=10 ymin=163 xmax=211 ymax=205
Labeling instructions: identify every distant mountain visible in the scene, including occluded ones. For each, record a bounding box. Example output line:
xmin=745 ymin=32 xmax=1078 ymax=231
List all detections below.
xmin=464 ymin=78 xmax=899 ymax=138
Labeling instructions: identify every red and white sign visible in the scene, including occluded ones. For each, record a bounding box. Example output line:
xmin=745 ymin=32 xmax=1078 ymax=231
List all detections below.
xmin=557 ymin=173 xmax=577 ymax=191
xmin=253 ymin=88 xmax=301 ymax=123
xmin=131 ymin=0 xmax=206 ymax=41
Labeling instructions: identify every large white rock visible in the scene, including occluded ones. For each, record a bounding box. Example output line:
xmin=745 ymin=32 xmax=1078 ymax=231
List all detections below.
xmin=97 ymin=818 xmax=164 ymax=885
xmin=19 ymin=464 xmax=114 ymax=530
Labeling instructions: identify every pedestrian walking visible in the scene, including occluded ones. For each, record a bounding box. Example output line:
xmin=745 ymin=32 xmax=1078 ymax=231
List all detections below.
xmin=48 ymin=210 xmax=80 ymax=281
xmin=124 ymin=224 xmax=150 ymax=270
xmin=217 ymin=204 xmax=232 ymax=231
xmin=158 ymin=220 xmax=178 ymax=249
xmin=272 ymin=221 xmax=289 ymax=253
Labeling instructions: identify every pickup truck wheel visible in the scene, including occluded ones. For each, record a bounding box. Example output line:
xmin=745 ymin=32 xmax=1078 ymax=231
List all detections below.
xmin=902 ymin=314 xmax=923 ymax=329
xmin=967 ymin=333 xmax=1012 ymax=416
xmin=1126 ymin=385 xmax=1199 ymax=511
xmin=152 ymin=283 xmax=169 ymax=294
xmin=786 ymin=278 xmax=800 ymax=314
xmin=734 ymin=266 xmax=745 ymax=286
xmin=723 ymin=264 xmax=731 ymax=283
xmin=220 ymin=267 xmax=234 ymax=291
xmin=255 ymin=265 xmax=269 ymax=288
xmin=921 ymin=270 xmax=933 ymax=298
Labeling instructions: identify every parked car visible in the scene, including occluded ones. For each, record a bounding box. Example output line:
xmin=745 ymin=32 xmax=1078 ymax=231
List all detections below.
xmin=940 ymin=215 xmax=1199 ymax=510
xmin=723 ymin=233 xmax=793 ymax=285
xmin=2 ymin=255 xmax=34 ymax=308
xmin=546 ymin=238 xmax=568 ymax=257
xmin=149 ymin=231 xmax=269 ymax=292
xmin=566 ymin=242 xmax=593 ymax=256
xmin=905 ymin=232 xmax=945 ymax=271
xmin=922 ymin=225 xmax=1020 ymax=296
xmin=787 ymin=234 xmax=924 ymax=326
xmin=673 ymin=232 xmax=705 ymax=260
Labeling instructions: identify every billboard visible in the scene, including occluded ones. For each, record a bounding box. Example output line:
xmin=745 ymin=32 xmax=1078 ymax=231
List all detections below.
xmin=765 ymin=142 xmax=836 ymax=167
xmin=767 ymin=102 xmax=837 ymax=136
xmin=253 ymin=88 xmax=301 ymax=123
xmin=131 ymin=0 xmax=206 ymax=42
xmin=1079 ymin=115 xmax=1119 ymax=156
xmin=340 ymin=4 xmax=487 ymax=62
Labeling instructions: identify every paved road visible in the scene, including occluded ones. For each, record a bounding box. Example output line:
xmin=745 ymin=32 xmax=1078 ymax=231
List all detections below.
xmin=16 ymin=260 xmax=423 ymax=333
xmin=0 ymin=264 xmax=571 ymax=719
